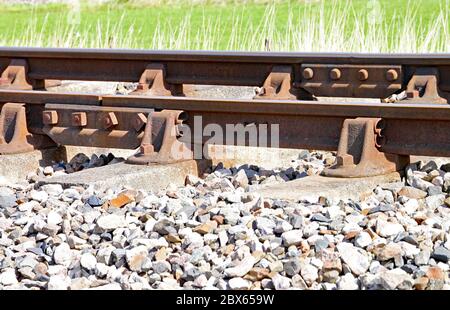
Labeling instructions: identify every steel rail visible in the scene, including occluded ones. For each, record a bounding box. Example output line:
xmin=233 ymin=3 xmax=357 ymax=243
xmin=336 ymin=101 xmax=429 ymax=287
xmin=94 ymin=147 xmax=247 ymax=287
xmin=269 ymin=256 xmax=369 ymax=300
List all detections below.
xmin=0 ymin=89 xmax=449 ymax=157
xmin=1 ymin=47 xmax=449 ymax=98
xmin=1 ymin=47 xmax=450 ymax=177
xmin=1 ymin=89 xmax=450 ymax=120
xmin=1 ymin=47 xmax=450 ymax=64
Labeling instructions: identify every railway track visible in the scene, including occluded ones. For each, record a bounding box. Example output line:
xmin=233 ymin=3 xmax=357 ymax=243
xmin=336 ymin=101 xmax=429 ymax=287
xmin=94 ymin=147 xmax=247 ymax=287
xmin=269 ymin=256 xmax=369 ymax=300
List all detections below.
xmin=1 ymin=47 xmax=450 ymax=178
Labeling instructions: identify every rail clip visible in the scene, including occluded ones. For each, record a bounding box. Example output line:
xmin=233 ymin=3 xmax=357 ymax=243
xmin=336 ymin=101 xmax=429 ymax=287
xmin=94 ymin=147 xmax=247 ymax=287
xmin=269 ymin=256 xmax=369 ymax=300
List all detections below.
xmin=322 ymin=117 xmax=409 ymax=178
xmin=0 ymin=103 xmax=54 ymax=154
xmin=126 ymin=110 xmax=192 ymax=165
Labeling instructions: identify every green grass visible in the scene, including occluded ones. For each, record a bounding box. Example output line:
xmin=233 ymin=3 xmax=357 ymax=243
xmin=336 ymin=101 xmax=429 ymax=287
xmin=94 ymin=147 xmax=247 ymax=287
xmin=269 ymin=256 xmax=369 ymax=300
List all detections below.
xmin=0 ymin=0 xmax=449 ymax=52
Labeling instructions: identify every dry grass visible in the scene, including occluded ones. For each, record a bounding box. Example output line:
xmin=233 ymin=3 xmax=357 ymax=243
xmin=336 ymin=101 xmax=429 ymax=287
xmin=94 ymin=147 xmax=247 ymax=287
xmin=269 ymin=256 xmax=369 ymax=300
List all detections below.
xmin=0 ymin=1 xmax=449 ymax=52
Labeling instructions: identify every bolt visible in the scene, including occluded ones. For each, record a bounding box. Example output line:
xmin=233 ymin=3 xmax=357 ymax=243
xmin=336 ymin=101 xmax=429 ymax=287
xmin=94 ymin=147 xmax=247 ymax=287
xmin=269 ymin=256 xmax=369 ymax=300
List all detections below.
xmin=407 ymin=90 xmax=420 ymax=99
xmin=102 ymin=112 xmax=118 ymax=129
xmin=133 ymin=113 xmax=147 ymax=131
xmin=302 ymin=67 xmax=314 ymax=80
xmin=42 ymin=110 xmax=58 ymax=125
xmin=71 ymin=112 xmax=87 ymax=127
xmin=386 ymin=69 xmax=399 ymax=82
xmin=358 ymin=69 xmax=369 ymax=81
xmin=330 ymin=68 xmax=341 ymax=80
xmin=336 ymin=154 xmax=354 ymax=166
xmin=140 ymin=143 xmax=154 ymax=155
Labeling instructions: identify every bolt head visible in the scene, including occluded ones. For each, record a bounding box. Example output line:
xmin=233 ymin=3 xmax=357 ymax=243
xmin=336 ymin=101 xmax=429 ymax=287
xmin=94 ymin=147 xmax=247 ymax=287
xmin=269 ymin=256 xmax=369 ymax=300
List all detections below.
xmin=140 ymin=143 xmax=154 ymax=155
xmin=386 ymin=69 xmax=399 ymax=82
xmin=358 ymin=69 xmax=369 ymax=81
xmin=102 ymin=112 xmax=118 ymax=129
xmin=330 ymin=68 xmax=341 ymax=80
xmin=71 ymin=112 xmax=87 ymax=127
xmin=42 ymin=110 xmax=58 ymax=125
xmin=336 ymin=154 xmax=354 ymax=166
xmin=133 ymin=113 xmax=147 ymax=131
xmin=407 ymin=90 xmax=420 ymax=99
xmin=302 ymin=68 xmax=314 ymax=80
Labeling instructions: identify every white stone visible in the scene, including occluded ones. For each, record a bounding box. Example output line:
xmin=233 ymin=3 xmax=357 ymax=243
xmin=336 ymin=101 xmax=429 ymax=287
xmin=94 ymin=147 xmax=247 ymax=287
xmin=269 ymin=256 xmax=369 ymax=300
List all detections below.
xmin=43 ymin=166 xmax=54 ymax=176
xmin=411 ymin=177 xmax=433 ymax=191
xmin=47 ymin=211 xmax=63 ymax=225
xmin=399 ymin=242 xmax=420 ymax=258
xmin=95 ymin=263 xmax=109 ymax=278
xmin=378 ymin=269 xmax=413 ymax=290
xmin=425 ymin=194 xmax=445 ymax=209
xmin=183 ymin=232 xmax=204 ymax=249
xmin=80 ymin=252 xmax=97 ymax=271
xmin=281 ymin=230 xmax=303 ymax=246
xmin=402 ymin=199 xmax=419 ymax=215
xmin=193 ymin=274 xmax=208 ymax=288
xmin=30 ymin=190 xmax=48 ymax=202
xmin=376 ymin=220 xmax=405 ymax=238
xmin=228 ymin=277 xmax=252 ymax=290
xmin=254 ymin=217 xmax=276 ymax=235
xmin=271 ymin=274 xmax=291 ymax=290
xmin=218 ymin=230 xmax=228 ymax=247
xmin=53 ymin=243 xmax=73 ymax=267
xmin=337 ymin=242 xmax=370 ymax=276
xmin=41 ymin=184 xmax=63 ymax=196
xmin=300 ymin=264 xmax=318 ymax=285
xmin=48 ymin=275 xmax=71 ymax=290
xmin=0 ymin=268 xmax=18 ymax=286
xmin=337 ymin=273 xmax=359 ymax=290
xmin=355 ymin=231 xmax=372 ymax=248
xmin=144 ymin=218 xmax=156 ymax=232
xmin=224 ymin=255 xmax=256 ymax=277
xmin=96 ymin=214 xmax=126 ymax=231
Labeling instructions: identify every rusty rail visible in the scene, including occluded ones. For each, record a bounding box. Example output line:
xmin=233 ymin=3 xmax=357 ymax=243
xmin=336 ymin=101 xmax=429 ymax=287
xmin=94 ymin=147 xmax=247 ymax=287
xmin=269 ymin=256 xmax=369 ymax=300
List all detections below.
xmin=1 ymin=47 xmax=450 ymax=177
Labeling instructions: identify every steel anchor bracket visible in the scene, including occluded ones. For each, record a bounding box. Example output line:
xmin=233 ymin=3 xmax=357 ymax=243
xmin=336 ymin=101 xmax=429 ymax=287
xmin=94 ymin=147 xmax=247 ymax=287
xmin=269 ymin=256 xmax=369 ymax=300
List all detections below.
xmin=254 ymin=65 xmax=298 ymax=100
xmin=0 ymin=59 xmax=33 ymax=90
xmin=322 ymin=117 xmax=409 ymax=178
xmin=0 ymin=103 xmax=55 ymax=154
xmin=0 ymin=59 xmax=61 ymax=90
xmin=132 ymin=63 xmax=183 ymax=96
xmin=404 ymin=67 xmax=447 ymax=104
xmin=126 ymin=110 xmax=193 ymax=165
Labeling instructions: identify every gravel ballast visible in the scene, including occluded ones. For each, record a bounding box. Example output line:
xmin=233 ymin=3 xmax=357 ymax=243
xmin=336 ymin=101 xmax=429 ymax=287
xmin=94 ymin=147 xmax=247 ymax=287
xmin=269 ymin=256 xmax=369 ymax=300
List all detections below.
xmin=1 ymin=150 xmax=450 ymax=290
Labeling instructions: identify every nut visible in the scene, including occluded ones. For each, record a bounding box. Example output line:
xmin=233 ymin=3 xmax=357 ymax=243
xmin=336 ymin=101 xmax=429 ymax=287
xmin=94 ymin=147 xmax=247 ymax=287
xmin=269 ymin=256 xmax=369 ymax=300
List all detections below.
xmin=42 ymin=110 xmax=58 ymax=125
xmin=102 ymin=112 xmax=118 ymax=129
xmin=407 ymin=90 xmax=420 ymax=99
xmin=133 ymin=113 xmax=147 ymax=131
xmin=302 ymin=68 xmax=314 ymax=80
xmin=71 ymin=112 xmax=87 ymax=127
xmin=140 ymin=143 xmax=154 ymax=155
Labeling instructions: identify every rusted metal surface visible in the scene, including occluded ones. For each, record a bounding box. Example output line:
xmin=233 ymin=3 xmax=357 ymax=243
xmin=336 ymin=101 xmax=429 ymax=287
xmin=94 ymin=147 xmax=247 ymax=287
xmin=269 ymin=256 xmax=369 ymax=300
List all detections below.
xmin=127 ymin=110 xmax=192 ymax=164
xmin=299 ymin=64 xmax=403 ymax=99
xmin=254 ymin=65 xmax=297 ymax=99
xmin=0 ymin=102 xmax=54 ymax=154
xmin=41 ymin=104 xmax=154 ymax=149
xmin=0 ymin=47 xmax=449 ymax=101
xmin=322 ymin=118 xmax=409 ymax=177
xmin=0 ymin=58 xmax=61 ymax=90
xmin=2 ymin=90 xmax=450 ymax=156
xmin=0 ymin=59 xmax=33 ymax=90
xmin=133 ymin=63 xmax=183 ymax=96
xmin=1 ymin=48 xmax=450 ymax=177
